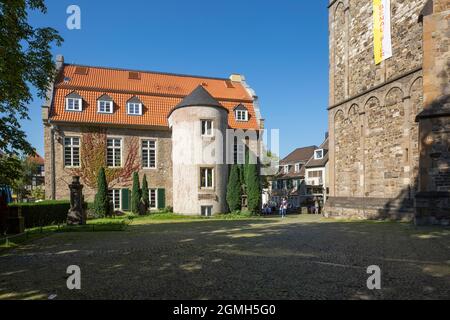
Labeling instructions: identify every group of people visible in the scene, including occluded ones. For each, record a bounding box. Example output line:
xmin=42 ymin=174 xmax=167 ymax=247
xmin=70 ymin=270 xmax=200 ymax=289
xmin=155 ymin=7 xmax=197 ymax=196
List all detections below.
xmin=261 ymin=198 xmax=289 ymax=218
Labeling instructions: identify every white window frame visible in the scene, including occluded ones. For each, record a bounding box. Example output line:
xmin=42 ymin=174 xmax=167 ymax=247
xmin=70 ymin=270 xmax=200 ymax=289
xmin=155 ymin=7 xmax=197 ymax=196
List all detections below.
xmin=149 ymin=189 xmax=158 ymax=210
xmin=201 ymin=206 xmax=213 ymax=217
xmin=97 ymin=100 xmax=113 ymax=114
xmin=314 ymin=149 xmax=324 ymax=160
xmin=235 ymin=110 xmax=249 ymax=122
xmin=142 ymin=139 xmax=157 ymax=169
xmin=64 ymin=137 xmax=81 ymax=168
xmin=201 ymin=120 xmax=214 ymax=137
xmin=295 ymin=163 xmax=301 ymax=173
xmin=200 ymin=167 xmax=214 ymax=189
xmin=284 ymin=165 xmax=290 ymax=174
xmin=108 ymin=189 xmax=121 ymax=211
xmin=65 ymin=98 xmax=82 ymax=112
xmin=127 ymin=102 xmax=142 ymax=116
xmin=107 ymin=137 xmax=123 ymax=168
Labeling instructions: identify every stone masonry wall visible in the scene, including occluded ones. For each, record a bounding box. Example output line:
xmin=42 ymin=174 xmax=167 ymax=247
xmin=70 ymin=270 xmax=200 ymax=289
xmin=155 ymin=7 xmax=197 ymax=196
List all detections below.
xmin=327 ymin=0 xmax=426 ymax=218
xmin=44 ymin=124 xmax=173 ymax=207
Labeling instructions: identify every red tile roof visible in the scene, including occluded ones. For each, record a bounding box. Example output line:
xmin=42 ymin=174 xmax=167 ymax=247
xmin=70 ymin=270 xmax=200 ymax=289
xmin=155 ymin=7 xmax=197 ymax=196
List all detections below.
xmin=28 ymin=153 xmax=45 ymax=165
xmin=49 ymin=64 xmax=260 ymax=130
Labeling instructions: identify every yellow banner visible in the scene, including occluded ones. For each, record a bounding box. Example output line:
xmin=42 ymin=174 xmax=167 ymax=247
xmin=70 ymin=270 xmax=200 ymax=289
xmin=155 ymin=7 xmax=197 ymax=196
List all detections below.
xmin=373 ymin=0 xmax=392 ymax=65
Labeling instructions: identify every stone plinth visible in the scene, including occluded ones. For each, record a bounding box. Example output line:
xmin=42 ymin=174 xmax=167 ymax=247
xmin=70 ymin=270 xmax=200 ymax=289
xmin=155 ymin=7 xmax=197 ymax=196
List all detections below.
xmin=67 ymin=176 xmax=86 ymax=225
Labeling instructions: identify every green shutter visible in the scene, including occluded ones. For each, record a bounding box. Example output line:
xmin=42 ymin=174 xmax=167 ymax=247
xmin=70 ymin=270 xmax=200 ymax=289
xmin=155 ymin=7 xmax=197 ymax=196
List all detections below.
xmin=157 ymin=188 xmax=166 ymax=209
xmin=121 ymin=189 xmax=130 ymax=211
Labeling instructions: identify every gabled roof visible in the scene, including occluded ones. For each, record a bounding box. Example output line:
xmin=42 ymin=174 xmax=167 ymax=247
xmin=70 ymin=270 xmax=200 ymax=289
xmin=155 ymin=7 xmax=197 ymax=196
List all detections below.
xmin=66 ymin=91 xmax=82 ymax=99
xmin=49 ymin=64 xmax=260 ymax=130
xmin=233 ymin=104 xmax=248 ymax=111
xmin=98 ymin=94 xmax=113 ymax=101
xmin=305 ymin=138 xmax=329 ymax=168
xmin=28 ymin=153 xmax=44 ymax=166
xmin=127 ymin=96 xmax=143 ymax=104
xmin=280 ymin=146 xmax=317 ymax=165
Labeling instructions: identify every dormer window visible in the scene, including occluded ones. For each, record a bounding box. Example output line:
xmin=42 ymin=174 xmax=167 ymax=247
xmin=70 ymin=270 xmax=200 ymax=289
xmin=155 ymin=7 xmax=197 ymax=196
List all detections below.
xmin=236 ymin=110 xmax=248 ymax=121
xmin=295 ymin=163 xmax=301 ymax=173
xmin=97 ymin=94 xmax=113 ymax=114
xmin=284 ymin=165 xmax=290 ymax=174
xmin=315 ymin=149 xmax=324 ymax=160
xmin=127 ymin=96 xmax=143 ymax=116
xmin=65 ymin=92 xmax=82 ymax=112
xmin=234 ymin=104 xmax=249 ymax=122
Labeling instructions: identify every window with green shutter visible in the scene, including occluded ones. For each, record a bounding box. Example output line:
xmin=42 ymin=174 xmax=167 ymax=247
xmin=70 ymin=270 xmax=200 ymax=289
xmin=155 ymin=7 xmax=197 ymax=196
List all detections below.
xmin=157 ymin=188 xmax=165 ymax=209
xmin=121 ymin=189 xmax=131 ymax=211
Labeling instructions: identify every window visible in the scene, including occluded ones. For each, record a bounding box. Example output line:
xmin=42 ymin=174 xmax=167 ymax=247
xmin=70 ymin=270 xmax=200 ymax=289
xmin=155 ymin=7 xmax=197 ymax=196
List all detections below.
xmin=314 ymin=149 xmax=324 ymax=160
xmin=142 ymin=140 xmax=157 ymax=169
xmin=64 ymin=137 xmax=80 ymax=167
xmin=127 ymin=102 xmax=142 ymax=115
xmin=98 ymin=100 xmax=113 ymax=113
xmin=234 ymin=142 xmax=245 ymax=164
xmin=201 ymin=206 xmax=213 ymax=217
xmin=201 ymin=120 xmax=213 ymax=137
xmin=235 ymin=110 xmax=248 ymax=121
xmin=107 ymin=138 xmax=122 ymax=167
xmin=149 ymin=189 xmax=158 ymax=209
xmin=108 ymin=189 xmax=121 ymax=211
xmin=66 ymin=98 xmax=82 ymax=111
xmin=284 ymin=165 xmax=290 ymax=174
xmin=200 ymin=168 xmax=214 ymax=189
xmin=308 ymin=170 xmax=323 ymax=178
xmin=295 ymin=163 xmax=301 ymax=173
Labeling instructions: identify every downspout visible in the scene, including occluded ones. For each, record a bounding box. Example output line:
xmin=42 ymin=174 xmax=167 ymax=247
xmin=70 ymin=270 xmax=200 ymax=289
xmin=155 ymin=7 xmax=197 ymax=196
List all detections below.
xmin=50 ymin=125 xmax=56 ymax=200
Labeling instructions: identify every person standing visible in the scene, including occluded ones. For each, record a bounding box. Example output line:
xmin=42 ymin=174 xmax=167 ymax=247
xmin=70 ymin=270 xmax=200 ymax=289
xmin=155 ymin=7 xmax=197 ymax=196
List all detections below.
xmin=281 ymin=198 xmax=288 ymax=218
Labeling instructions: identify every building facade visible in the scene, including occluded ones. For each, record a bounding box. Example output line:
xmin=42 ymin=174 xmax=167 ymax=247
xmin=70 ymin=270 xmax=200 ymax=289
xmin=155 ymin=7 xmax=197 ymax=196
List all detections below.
xmin=43 ymin=56 xmax=263 ymax=216
xmin=305 ymin=138 xmax=329 ymax=210
xmin=325 ymin=0 xmax=450 ymax=223
xmin=269 ymin=146 xmax=316 ymax=208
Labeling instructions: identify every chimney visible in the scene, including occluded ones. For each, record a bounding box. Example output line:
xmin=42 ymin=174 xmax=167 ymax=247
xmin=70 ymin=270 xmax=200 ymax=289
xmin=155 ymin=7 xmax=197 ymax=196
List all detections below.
xmin=229 ymin=74 xmax=246 ymax=83
xmin=56 ymin=55 xmax=64 ymax=70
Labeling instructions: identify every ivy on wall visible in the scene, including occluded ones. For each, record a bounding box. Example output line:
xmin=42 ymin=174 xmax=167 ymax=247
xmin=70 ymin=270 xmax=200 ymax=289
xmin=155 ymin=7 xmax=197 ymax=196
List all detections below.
xmin=66 ymin=128 xmax=141 ymax=189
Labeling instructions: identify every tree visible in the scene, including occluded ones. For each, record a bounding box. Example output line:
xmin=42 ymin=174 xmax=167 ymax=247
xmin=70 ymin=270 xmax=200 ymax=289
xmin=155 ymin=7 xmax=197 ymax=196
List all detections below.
xmin=94 ymin=167 xmax=109 ymax=217
xmin=0 ymin=0 xmax=63 ymax=158
xmin=246 ymin=163 xmax=261 ymax=215
xmin=0 ymin=156 xmax=22 ymax=187
xmin=141 ymin=174 xmax=149 ymax=213
xmin=10 ymin=156 xmax=39 ymax=202
xmin=227 ymin=164 xmax=242 ymax=212
xmin=131 ymin=172 xmax=141 ymax=214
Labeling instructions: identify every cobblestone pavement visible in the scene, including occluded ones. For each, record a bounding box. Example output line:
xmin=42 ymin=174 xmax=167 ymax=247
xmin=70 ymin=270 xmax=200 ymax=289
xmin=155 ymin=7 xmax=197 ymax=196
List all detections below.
xmin=1 ymin=216 xmax=449 ymax=300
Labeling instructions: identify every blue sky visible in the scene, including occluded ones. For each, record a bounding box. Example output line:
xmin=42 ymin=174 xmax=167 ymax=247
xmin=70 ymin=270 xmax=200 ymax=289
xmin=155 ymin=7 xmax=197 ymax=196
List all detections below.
xmin=26 ymin=0 xmax=329 ymax=158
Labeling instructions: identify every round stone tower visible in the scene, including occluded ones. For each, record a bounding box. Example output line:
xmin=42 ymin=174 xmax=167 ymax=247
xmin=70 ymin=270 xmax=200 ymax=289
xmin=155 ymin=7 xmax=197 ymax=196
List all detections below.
xmin=168 ymin=86 xmax=229 ymax=216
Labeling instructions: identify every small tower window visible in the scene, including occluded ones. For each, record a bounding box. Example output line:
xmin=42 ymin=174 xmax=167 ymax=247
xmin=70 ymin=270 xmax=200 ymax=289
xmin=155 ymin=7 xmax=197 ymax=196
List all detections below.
xmin=201 ymin=120 xmax=214 ymax=137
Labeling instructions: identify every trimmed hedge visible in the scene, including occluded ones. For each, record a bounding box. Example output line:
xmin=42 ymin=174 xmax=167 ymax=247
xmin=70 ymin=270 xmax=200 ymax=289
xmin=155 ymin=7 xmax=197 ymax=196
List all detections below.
xmin=9 ymin=200 xmax=71 ymax=229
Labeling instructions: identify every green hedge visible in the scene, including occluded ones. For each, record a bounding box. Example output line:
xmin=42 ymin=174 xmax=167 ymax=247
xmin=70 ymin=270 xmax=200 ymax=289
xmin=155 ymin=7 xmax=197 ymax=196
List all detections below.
xmin=9 ymin=201 xmax=71 ymax=229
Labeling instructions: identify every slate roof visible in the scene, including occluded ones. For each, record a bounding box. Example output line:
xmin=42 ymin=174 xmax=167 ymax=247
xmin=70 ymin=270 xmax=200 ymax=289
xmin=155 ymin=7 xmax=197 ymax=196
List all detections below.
xmin=171 ymin=85 xmax=226 ymax=113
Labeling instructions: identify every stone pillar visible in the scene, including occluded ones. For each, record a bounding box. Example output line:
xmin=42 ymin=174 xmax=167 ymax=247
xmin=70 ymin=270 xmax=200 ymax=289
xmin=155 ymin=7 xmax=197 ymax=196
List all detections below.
xmin=415 ymin=0 xmax=450 ymax=225
xmin=67 ymin=176 xmax=86 ymax=225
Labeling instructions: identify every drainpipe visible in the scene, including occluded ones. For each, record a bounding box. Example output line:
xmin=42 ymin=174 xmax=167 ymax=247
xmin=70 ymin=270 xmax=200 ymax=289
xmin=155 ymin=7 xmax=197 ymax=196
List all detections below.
xmin=50 ymin=125 xmax=56 ymax=200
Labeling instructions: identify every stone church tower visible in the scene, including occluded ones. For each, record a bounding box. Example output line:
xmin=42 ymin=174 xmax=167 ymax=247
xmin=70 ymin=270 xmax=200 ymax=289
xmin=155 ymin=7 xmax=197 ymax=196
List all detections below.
xmin=325 ymin=0 xmax=450 ymax=224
